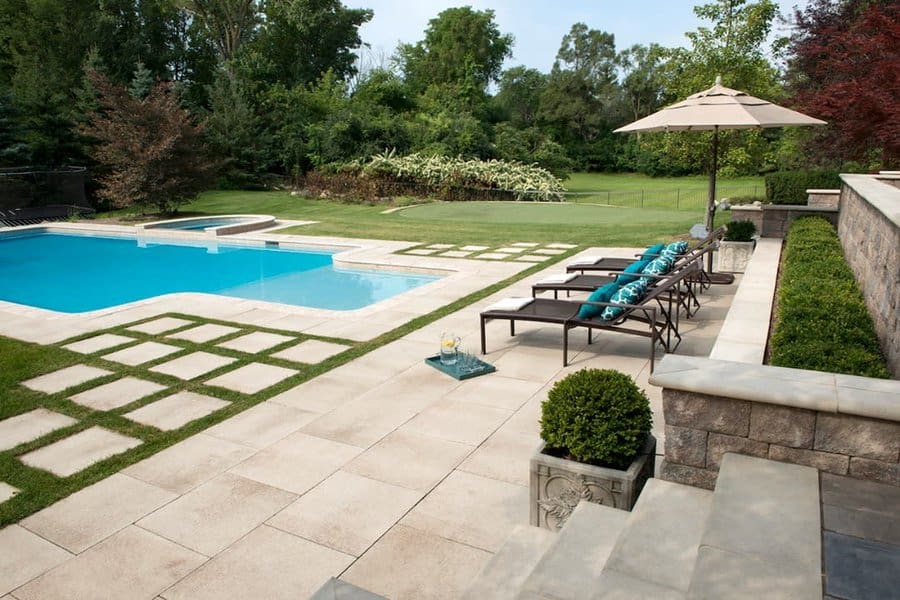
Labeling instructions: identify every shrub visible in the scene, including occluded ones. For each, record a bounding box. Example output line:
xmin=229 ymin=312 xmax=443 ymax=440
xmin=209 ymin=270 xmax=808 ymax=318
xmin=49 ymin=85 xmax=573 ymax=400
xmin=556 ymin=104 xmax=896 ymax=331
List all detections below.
xmin=540 ymin=369 xmax=652 ymax=468
xmin=764 ymin=170 xmax=841 ymax=205
xmin=724 ymin=220 xmax=756 ymax=242
xmin=769 ymin=217 xmax=890 ymax=378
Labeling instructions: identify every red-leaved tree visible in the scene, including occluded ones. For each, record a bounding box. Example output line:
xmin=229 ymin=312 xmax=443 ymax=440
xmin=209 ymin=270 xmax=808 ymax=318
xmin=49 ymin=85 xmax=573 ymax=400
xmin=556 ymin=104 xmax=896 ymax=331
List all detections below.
xmin=81 ymin=70 xmax=215 ymax=213
xmin=785 ymin=0 xmax=899 ymax=168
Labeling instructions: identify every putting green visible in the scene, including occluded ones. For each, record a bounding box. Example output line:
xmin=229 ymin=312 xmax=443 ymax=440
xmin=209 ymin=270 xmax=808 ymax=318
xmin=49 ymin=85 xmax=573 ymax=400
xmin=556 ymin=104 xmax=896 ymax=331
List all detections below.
xmin=398 ymin=201 xmax=701 ymax=226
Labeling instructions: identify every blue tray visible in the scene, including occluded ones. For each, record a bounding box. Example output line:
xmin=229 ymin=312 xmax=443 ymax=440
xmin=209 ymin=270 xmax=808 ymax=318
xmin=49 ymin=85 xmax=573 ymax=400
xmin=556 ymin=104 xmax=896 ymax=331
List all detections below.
xmin=425 ymin=354 xmax=496 ymax=380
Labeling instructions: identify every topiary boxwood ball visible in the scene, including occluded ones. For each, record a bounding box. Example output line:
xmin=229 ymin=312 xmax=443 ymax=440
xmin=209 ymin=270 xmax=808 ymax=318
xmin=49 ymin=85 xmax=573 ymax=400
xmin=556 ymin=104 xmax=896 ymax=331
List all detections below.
xmin=540 ymin=368 xmax=652 ymax=469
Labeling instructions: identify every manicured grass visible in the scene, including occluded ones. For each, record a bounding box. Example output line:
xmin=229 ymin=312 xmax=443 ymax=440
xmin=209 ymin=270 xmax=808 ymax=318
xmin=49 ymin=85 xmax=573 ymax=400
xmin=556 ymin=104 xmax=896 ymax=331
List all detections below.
xmin=179 ymin=191 xmax=714 ymax=247
xmin=769 ymin=217 xmax=890 ymax=378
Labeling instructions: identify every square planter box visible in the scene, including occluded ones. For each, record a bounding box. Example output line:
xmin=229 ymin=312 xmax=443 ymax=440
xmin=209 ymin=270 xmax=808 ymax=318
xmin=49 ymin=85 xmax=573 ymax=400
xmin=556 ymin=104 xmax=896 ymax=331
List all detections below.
xmin=715 ymin=240 xmax=755 ymax=273
xmin=530 ymin=435 xmax=656 ymax=531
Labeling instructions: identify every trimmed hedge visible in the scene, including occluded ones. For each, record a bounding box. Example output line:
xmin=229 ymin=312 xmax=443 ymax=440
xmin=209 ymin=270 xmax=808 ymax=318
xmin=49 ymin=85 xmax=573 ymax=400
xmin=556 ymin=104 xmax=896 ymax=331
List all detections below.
xmin=764 ymin=170 xmax=841 ymax=205
xmin=769 ymin=217 xmax=890 ymax=378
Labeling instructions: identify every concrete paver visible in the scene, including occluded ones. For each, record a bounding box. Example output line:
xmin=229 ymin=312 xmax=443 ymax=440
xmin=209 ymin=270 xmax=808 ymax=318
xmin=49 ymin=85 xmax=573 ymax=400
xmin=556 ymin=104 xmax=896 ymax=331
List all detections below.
xmin=124 ymin=391 xmax=229 ymax=431
xmin=344 ymin=430 xmax=473 ymax=492
xmin=21 ymin=365 xmax=112 ymax=395
xmin=204 ymin=362 xmax=298 ymax=394
xmin=402 ymin=397 xmax=512 ymax=446
xmin=127 ymin=316 xmax=195 ymax=334
xmin=0 ymin=409 xmax=77 ymax=451
xmin=20 ymin=426 xmax=142 ymax=477
xmin=62 ymin=334 xmax=136 ymax=354
xmin=149 ymin=351 xmax=237 ymax=380
xmin=267 ymin=373 xmax=372 ymax=414
xmin=20 ymin=474 xmax=176 ymax=553
xmin=0 ymin=482 xmax=18 ymax=504
xmin=0 ymin=525 xmax=72 ymax=596
xmin=271 ymin=339 xmax=351 ymax=364
xmin=12 ymin=526 xmax=205 ymax=600
xmin=342 ymin=524 xmax=491 ymax=600
xmin=69 ymin=377 xmax=167 ymax=411
xmin=136 ymin=472 xmax=296 ymax=556
xmin=167 ymin=323 xmax=241 ymax=343
xmin=123 ymin=434 xmax=255 ymax=495
xmin=268 ymin=470 xmax=423 ymax=556
xmin=229 ymin=432 xmax=362 ymax=495
xmin=205 ymin=402 xmax=317 ymax=449
xmin=101 ymin=341 xmax=182 ymax=366
xmin=458 ymin=429 xmax=540 ymax=487
xmin=161 ymin=525 xmax=353 ymax=600
xmin=216 ymin=331 xmax=295 ymax=353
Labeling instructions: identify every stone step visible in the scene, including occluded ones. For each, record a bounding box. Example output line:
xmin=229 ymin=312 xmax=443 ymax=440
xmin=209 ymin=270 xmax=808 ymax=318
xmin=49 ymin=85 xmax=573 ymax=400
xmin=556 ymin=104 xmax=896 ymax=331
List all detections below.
xmin=461 ymin=524 xmax=557 ymax=600
xmin=518 ymin=500 xmax=629 ymax=599
xmin=592 ymin=477 xmax=713 ymax=599
xmin=687 ymin=453 xmax=822 ymax=600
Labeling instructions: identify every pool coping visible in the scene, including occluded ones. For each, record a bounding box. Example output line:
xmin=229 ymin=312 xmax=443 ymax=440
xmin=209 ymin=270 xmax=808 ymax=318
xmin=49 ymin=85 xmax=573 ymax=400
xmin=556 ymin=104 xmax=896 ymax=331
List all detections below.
xmin=0 ymin=223 xmax=530 ymax=344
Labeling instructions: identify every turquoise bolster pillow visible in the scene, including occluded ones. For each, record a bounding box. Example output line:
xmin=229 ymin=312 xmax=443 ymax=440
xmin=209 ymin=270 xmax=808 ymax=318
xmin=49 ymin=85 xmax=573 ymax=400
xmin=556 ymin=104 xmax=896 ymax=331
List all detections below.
xmin=642 ymin=255 xmax=674 ymax=277
xmin=600 ymin=279 xmax=650 ymax=321
xmin=615 ymin=259 xmax=650 ymax=285
xmin=577 ymin=282 xmax=620 ymax=319
xmin=641 ymin=243 xmax=666 ymax=259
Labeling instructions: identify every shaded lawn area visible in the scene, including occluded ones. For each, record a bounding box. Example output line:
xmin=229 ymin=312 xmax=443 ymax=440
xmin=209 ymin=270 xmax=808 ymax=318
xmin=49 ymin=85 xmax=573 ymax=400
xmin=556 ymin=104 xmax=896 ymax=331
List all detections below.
xmin=182 ymin=191 xmax=719 ymax=247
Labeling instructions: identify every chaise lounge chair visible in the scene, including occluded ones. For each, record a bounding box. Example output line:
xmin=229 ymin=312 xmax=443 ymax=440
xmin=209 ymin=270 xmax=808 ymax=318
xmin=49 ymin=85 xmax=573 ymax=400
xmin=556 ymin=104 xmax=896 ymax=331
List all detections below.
xmin=480 ymin=259 xmax=701 ymax=370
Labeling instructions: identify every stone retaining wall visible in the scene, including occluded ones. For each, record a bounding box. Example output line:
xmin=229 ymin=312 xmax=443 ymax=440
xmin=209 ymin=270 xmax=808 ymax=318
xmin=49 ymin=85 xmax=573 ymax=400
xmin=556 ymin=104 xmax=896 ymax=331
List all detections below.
xmin=806 ymin=188 xmax=840 ymax=209
xmin=650 ymin=356 xmax=900 ymax=490
xmin=837 ymin=175 xmax=900 ymax=377
xmin=759 ymin=204 xmax=839 ymax=237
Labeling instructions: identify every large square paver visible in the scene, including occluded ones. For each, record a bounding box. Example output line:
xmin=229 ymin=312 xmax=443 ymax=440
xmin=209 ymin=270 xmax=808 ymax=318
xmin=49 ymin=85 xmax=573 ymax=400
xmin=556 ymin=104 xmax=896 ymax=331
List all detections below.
xmin=344 ymin=430 xmax=473 ymax=492
xmin=0 ymin=409 xmax=77 ymax=451
xmin=402 ymin=397 xmax=512 ymax=446
xmin=149 ymin=351 xmax=237 ymax=380
xmin=268 ymin=470 xmax=423 ymax=556
xmin=21 ymin=473 xmax=176 ymax=553
xmin=101 ymin=341 xmax=182 ymax=366
xmin=167 ymin=323 xmax=242 ymax=343
xmin=0 ymin=482 xmax=18 ymax=503
xmin=0 ymin=525 xmax=72 ymax=596
xmin=342 ymin=524 xmax=490 ymax=600
xmin=62 ymin=334 xmax=136 ymax=354
xmin=13 ymin=526 xmax=205 ymax=600
xmin=124 ymin=392 xmax=229 ymax=431
xmin=458 ymin=429 xmax=539 ymax=487
xmin=205 ymin=402 xmax=317 ymax=449
xmin=271 ymin=339 xmax=351 ymax=364
xmin=204 ymin=363 xmax=298 ymax=394
xmin=21 ymin=365 xmax=113 ymax=394
xmin=127 ymin=316 xmax=195 ymax=334
xmin=162 ymin=525 xmax=353 ymax=600
xmin=216 ymin=331 xmax=295 ymax=354
xmin=20 ymin=426 xmax=142 ymax=477
xmin=229 ymin=432 xmax=361 ymax=494
xmin=136 ymin=472 xmax=296 ymax=556
xmin=69 ymin=377 xmax=167 ymax=411
xmin=401 ymin=470 xmax=529 ymax=552
xmin=123 ymin=434 xmax=255 ymax=494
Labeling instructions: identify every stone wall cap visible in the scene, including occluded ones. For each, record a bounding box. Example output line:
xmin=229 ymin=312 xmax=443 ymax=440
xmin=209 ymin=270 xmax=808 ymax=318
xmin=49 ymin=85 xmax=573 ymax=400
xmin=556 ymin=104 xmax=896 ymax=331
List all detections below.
xmin=761 ymin=204 xmax=839 ymax=213
xmin=805 ymin=189 xmax=840 ymax=194
xmin=652 ymin=356 xmax=900 ymax=422
xmin=841 ymin=174 xmax=900 ymax=226
xmin=731 ymin=205 xmax=762 ymax=212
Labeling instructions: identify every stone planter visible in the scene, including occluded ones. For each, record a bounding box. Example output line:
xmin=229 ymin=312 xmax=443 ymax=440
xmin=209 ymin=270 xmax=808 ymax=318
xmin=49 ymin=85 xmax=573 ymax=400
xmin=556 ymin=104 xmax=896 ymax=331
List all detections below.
xmin=716 ymin=240 xmax=755 ymax=273
xmin=530 ymin=435 xmax=656 ymax=531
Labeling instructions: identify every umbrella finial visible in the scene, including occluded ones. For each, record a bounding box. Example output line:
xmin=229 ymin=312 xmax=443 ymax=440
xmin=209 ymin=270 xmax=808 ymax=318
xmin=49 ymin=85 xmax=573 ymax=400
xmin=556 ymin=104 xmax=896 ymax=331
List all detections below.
xmin=715 ymin=75 xmax=722 ymax=86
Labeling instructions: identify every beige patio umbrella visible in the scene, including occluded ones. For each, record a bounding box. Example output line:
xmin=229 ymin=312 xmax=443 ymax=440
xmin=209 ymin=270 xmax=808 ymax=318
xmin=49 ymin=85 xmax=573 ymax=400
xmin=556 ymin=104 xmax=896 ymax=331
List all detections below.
xmin=615 ymin=76 xmax=827 ymax=234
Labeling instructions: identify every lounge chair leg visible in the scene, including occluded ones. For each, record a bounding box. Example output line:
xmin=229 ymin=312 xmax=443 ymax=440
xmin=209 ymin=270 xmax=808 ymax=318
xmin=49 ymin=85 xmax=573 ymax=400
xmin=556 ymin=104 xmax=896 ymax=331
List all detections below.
xmin=480 ymin=317 xmax=487 ymax=354
xmin=510 ymin=321 xmax=515 ymax=337
xmin=563 ymin=328 xmax=569 ymax=366
xmin=587 ymin=330 xmax=592 ymax=345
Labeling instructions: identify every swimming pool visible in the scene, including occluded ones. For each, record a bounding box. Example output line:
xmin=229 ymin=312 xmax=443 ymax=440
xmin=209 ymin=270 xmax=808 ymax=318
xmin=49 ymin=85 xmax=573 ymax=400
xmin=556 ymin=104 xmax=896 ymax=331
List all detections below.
xmin=138 ymin=214 xmax=275 ymax=235
xmin=0 ymin=232 xmax=440 ymax=312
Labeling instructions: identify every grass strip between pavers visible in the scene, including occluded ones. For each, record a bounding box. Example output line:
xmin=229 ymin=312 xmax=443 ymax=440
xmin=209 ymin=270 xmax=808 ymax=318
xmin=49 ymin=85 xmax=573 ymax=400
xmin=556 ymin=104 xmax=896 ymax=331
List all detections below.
xmin=0 ymin=247 xmax=580 ymax=526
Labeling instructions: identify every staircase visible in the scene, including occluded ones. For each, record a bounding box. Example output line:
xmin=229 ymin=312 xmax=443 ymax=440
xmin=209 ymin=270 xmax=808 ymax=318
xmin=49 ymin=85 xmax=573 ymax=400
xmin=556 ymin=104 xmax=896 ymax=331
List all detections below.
xmin=464 ymin=453 xmax=823 ymax=600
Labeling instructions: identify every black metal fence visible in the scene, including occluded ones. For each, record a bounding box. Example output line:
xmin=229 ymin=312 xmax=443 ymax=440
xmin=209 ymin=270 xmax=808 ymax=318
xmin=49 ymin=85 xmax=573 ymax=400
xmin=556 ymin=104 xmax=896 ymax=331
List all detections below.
xmin=523 ymin=185 xmax=765 ymax=210
xmin=0 ymin=166 xmax=93 ymax=225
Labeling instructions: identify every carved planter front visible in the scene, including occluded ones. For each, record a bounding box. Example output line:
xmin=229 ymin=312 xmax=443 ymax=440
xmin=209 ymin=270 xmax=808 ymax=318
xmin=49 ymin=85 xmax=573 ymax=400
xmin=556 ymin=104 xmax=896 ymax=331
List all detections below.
xmin=715 ymin=240 xmax=755 ymax=273
xmin=530 ymin=435 xmax=656 ymax=531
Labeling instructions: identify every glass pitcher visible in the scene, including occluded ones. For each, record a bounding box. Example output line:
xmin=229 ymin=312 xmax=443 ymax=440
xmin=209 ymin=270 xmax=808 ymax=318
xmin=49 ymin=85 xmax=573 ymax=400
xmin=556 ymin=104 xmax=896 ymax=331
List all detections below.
xmin=440 ymin=332 xmax=460 ymax=366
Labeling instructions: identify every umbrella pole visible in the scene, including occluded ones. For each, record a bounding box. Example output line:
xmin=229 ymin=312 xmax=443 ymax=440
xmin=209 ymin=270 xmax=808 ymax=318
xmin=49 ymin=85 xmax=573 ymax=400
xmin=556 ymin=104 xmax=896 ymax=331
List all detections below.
xmin=706 ymin=125 xmax=719 ymax=273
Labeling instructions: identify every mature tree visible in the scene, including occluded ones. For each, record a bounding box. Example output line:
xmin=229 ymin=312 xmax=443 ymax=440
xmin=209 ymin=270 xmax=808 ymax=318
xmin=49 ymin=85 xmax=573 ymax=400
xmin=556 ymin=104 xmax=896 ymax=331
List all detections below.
xmin=618 ymin=43 xmax=670 ymax=122
xmin=254 ymin=0 xmax=372 ymax=87
xmin=81 ymin=71 xmax=214 ymax=213
xmin=784 ymin=0 xmax=899 ymax=168
xmin=493 ymin=123 xmax=573 ymax=177
xmin=398 ymin=7 xmax=513 ymax=94
xmin=554 ymin=23 xmax=617 ymax=90
xmin=0 ymin=88 xmax=30 ymax=166
xmin=493 ymin=66 xmax=547 ymax=129
xmin=181 ymin=0 xmax=259 ymax=65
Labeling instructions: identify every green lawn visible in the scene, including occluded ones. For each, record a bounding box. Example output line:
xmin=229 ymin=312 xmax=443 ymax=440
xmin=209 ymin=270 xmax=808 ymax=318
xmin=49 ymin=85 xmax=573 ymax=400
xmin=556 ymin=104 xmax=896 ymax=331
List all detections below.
xmin=182 ymin=190 xmax=725 ymax=247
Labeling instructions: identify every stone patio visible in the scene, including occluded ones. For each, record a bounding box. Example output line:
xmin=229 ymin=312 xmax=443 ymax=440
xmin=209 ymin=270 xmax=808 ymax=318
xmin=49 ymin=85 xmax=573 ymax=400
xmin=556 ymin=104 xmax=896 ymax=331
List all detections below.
xmin=19 ymin=427 xmax=142 ymax=477
xmin=271 ymin=339 xmax=350 ymax=363
xmin=20 ymin=365 xmax=113 ymax=395
xmin=149 ymin=351 xmax=237 ymax=380
xmin=167 ymin=323 xmax=242 ymax=343
xmin=0 ymin=409 xmax=77 ymax=451
xmin=101 ymin=341 xmax=182 ymax=366
xmin=0 ymin=244 xmax=740 ymax=599
xmin=124 ymin=392 xmax=229 ymax=430
xmin=68 ymin=377 xmax=167 ymax=411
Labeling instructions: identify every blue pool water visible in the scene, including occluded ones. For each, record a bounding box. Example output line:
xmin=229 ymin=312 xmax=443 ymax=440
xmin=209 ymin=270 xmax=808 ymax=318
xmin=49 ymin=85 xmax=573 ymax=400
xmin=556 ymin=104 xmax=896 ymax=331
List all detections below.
xmin=151 ymin=219 xmax=243 ymax=230
xmin=0 ymin=233 xmax=440 ymax=312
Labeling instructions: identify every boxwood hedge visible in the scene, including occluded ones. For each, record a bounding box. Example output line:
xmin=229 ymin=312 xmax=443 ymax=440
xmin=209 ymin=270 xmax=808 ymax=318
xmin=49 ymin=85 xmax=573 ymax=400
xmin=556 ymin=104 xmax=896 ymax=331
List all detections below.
xmin=764 ymin=170 xmax=841 ymax=205
xmin=769 ymin=217 xmax=890 ymax=378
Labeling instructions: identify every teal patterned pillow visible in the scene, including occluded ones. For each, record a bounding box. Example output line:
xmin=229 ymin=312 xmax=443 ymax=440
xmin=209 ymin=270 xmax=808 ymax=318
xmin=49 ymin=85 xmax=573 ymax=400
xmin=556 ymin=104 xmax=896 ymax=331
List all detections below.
xmin=600 ymin=279 xmax=649 ymax=321
xmin=615 ymin=259 xmax=650 ymax=285
xmin=642 ymin=255 xmax=674 ymax=276
xmin=661 ymin=240 xmax=689 ymax=261
xmin=577 ymin=282 xmax=620 ymax=319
